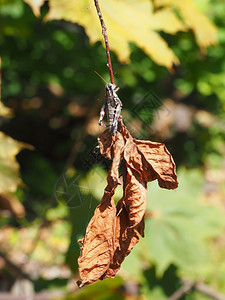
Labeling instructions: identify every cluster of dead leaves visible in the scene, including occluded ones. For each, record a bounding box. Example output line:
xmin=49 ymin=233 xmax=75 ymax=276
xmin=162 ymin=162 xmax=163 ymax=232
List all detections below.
xmin=77 ymin=120 xmax=178 ymax=287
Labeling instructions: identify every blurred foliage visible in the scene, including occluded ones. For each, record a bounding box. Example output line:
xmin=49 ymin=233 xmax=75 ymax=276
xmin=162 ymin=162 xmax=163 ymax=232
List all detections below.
xmin=0 ymin=101 xmax=33 ymax=219
xmin=0 ymin=0 xmax=225 ymax=299
xmin=42 ymin=0 xmax=216 ymax=69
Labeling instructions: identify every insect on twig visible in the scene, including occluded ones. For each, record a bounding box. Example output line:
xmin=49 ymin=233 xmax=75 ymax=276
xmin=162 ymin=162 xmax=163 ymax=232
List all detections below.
xmin=99 ymin=83 xmax=122 ymax=136
xmin=94 ymin=0 xmax=123 ymax=136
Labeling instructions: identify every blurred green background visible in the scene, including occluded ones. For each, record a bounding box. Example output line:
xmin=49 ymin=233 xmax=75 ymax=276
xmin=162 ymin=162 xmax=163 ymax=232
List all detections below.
xmin=0 ymin=0 xmax=225 ymax=299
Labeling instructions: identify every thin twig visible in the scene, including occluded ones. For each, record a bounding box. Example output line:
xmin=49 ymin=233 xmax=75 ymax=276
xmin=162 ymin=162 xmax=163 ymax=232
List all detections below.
xmin=168 ymin=280 xmax=194 ymax=300
xmin=195 ymin=281 xmax=225 ymax=300
xmin=94 ymin=0 xmax=114 ymax=84
xmin=168 ymin=279 xmax=225 ymax=300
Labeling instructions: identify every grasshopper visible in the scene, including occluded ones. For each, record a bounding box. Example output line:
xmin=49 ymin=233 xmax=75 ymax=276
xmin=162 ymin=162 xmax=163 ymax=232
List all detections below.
xmin=99 ymin=83 xmax=122 ymax=135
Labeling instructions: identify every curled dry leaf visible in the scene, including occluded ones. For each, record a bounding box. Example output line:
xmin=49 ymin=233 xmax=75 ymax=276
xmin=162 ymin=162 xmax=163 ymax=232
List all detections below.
xmin=135 ymin=139 xmax=178 ymax=189
xmin=122 ymin=164 xmax=147 ymax=228
xmin=77 ymin=133 xmax=124 ymax=287
xmin=77 ymin=194 xmax=116 ymax=287
xmin=77 ymin=120 xmax=178 ymax=287
xmin=101 ymin=200 xmax=145 ymax=279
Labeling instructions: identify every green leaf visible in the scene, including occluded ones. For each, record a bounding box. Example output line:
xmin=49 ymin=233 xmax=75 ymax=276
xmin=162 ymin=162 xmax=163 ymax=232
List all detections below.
xmin=141 ymin=285 xmax=167 ymax=300
xmin=46 ymin=203 xmax=68 ymax=221
xmin=80 ymin=165 xmax=109 ymax=201
xmin=145 ymin=168 xmax=225 ymax=276
xmin=120 ymin=238 xmax=147 ymax=280
xmin=63 ymin=277 xmax=124 ymax=300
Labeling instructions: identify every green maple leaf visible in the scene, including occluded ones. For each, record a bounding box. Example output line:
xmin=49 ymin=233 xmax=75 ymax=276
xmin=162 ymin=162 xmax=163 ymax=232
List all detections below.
xmin=145 ymin=169 xmax=225 ymax=276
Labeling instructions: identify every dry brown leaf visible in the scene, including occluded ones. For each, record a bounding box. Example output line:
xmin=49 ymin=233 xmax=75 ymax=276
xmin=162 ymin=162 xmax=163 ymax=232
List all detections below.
xmin=123 ymin=164 xmax=147 ymax=228
xmin=135 ymin=139 xmax=178 ymax=189
xmin=101 ymin=200 xmax=145 ymax=279
xmin=77 ymin=133 xmax=125 ymax=287
xmin=121 ymin=123 xmax=178 ymax=189
xmin=107 ymin=132 xmax=125 ymax=187
xmin=98 ymin=129 xmax=114 ymax=161
xmin=77 ymin=194 xmax=116 ymax=287
xmin=77 ymin=120 xmax=178 ymax=287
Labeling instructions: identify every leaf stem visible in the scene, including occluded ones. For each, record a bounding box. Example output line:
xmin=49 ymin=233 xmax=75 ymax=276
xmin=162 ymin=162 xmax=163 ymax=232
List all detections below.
xmin=94 ymin=0 xmax=114 ymax=84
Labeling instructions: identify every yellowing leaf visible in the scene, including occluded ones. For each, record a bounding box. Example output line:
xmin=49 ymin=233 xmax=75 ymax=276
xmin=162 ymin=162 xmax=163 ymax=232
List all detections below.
xmin=0 ymin=157 xmax=21 ymax=193
xmin=25 ymin=0 xmax=217 ymax=67
xmin=0 ymin=102 xmax=13 ymax=118
xmin=24 ymin=0 xmax=45 ymax=17
xmin=0 ymin=132 xmax=33 ymax=216
xmin=0 ymin=131 xmax=33 ymax=160
xmin=150 ymin=7 xmax=188 ymax=34
xmin=0 ymin=132 xmax=34 ymax=194
xmin=155 ymin=0 xmax=217 ymax=48
xmin=45 ymin=0 xmax=187 ymax=68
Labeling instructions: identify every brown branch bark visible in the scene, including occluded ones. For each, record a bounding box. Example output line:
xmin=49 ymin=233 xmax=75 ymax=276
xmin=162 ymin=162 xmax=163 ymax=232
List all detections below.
xmin=94 ymin=0 xmax=114 ymax=84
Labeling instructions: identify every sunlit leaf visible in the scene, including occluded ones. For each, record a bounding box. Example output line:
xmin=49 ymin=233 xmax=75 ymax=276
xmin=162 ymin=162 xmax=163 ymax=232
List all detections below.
xmin=0 ymin=102 xmax=13 ymax=118
xmin=24 ymin=0 xmax=45 ymax=17
xmin=39 ymin=0 xmax=217 ymax=68
xmin=0 ymin=132 xmax=33 ymax=194
xmin=44 ymin=0 xmax=187 ymax=68
xmin=0 ymin=131 xmax=33 ymax=160
xmin=155 ymin=0 xmax=217 ymax=48
xmin=0 ymin=157 xmax=21 ymax=193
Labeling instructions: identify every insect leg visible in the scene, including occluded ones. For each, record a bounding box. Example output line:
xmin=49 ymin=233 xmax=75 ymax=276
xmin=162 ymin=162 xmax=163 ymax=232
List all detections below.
xmin=98 ymin=103 xmax=108 ymax=127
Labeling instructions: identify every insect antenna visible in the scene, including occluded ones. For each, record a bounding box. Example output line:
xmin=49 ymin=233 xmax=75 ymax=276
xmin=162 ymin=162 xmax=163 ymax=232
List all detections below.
xmin=94 ymin=71 xmax=108 ymax=84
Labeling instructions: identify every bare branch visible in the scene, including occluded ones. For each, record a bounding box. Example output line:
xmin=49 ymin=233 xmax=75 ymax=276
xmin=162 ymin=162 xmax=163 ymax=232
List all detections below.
xmin=195 ymin=281 xmax=225 ymax=300
xmin=168 ymin=279 xmax=225 ymax=300
xmin=168 ymin=280 xmax=194 ymax=300
xmin=94 ymin=0 xmax=114 ymax=84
